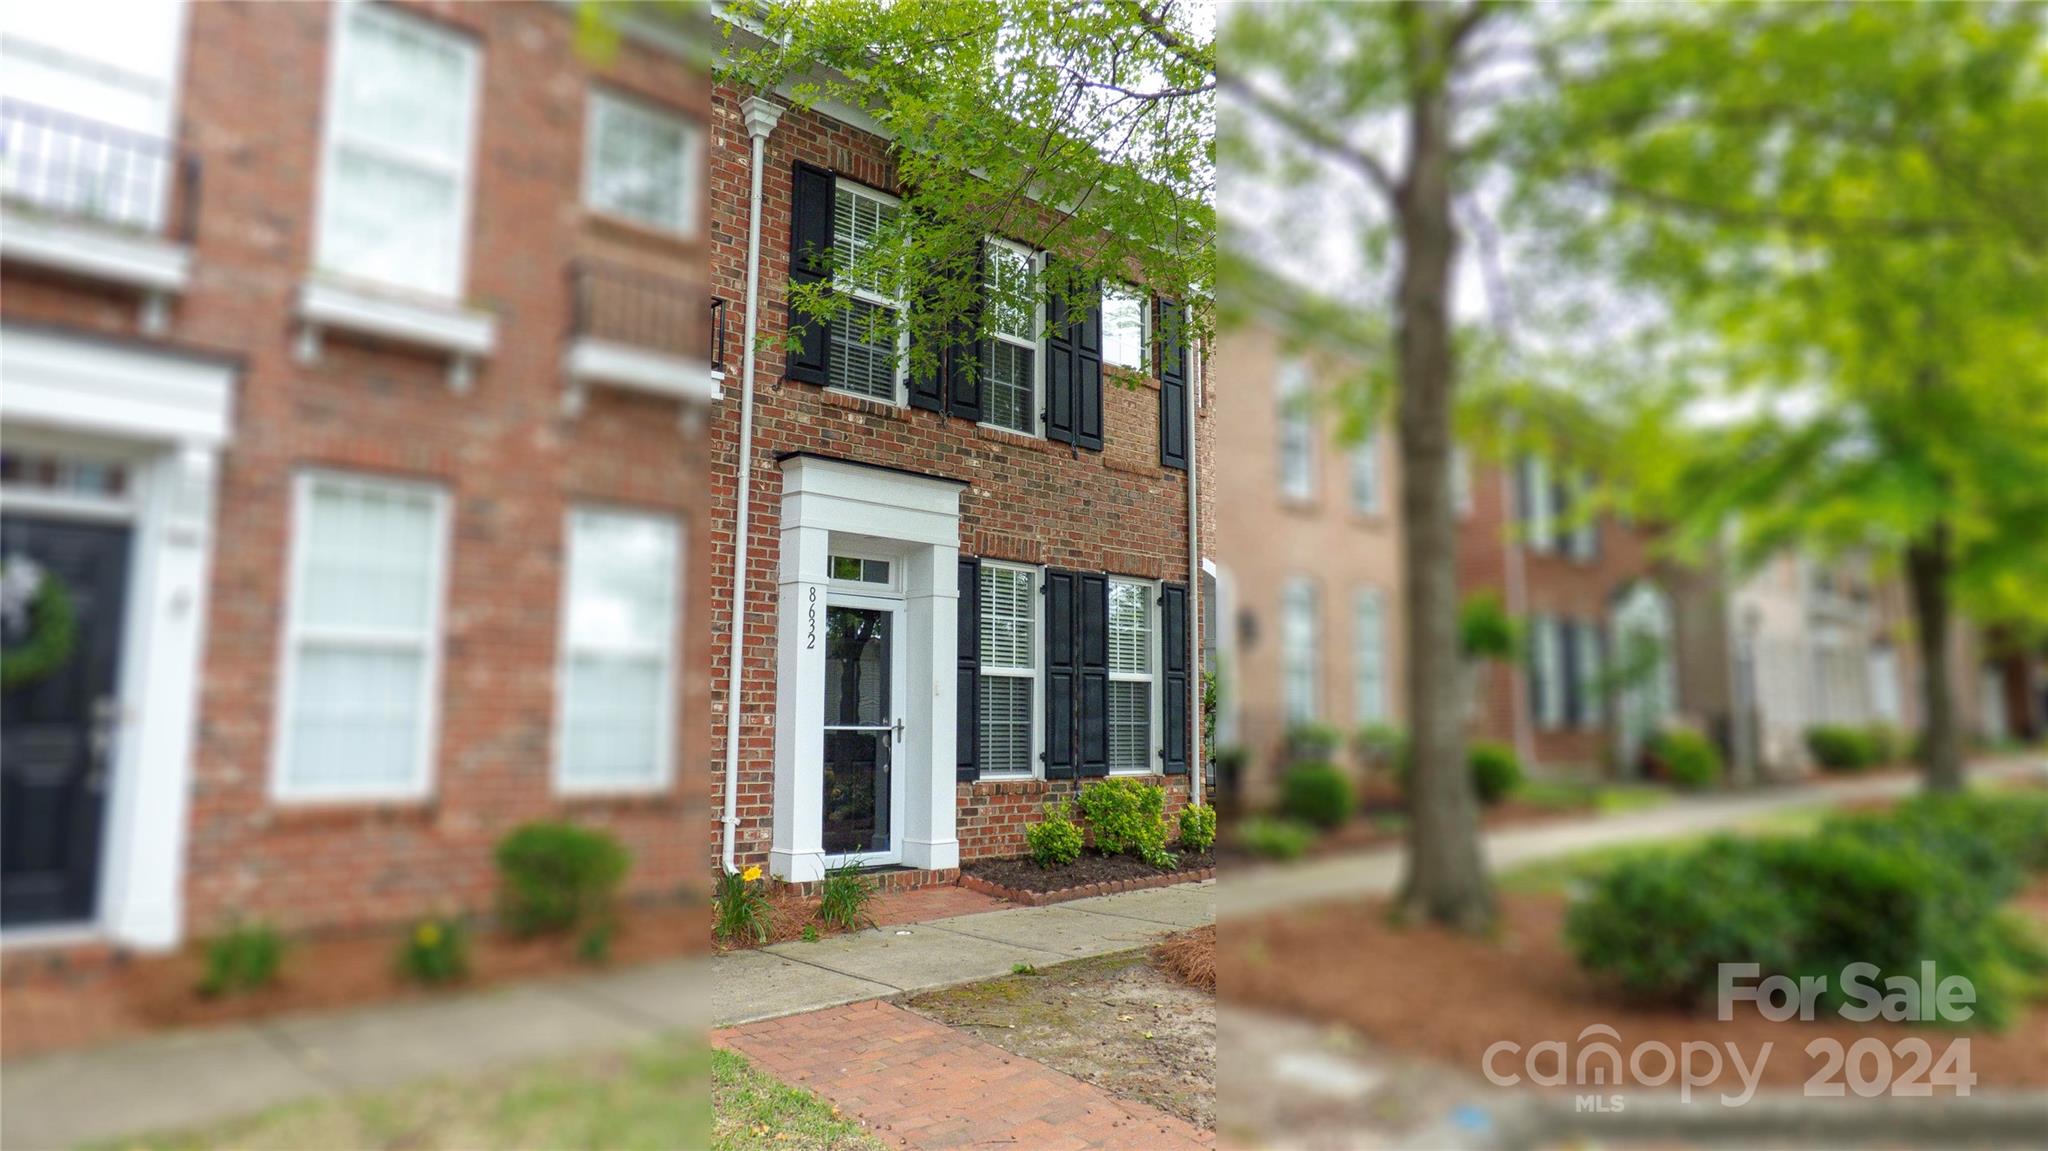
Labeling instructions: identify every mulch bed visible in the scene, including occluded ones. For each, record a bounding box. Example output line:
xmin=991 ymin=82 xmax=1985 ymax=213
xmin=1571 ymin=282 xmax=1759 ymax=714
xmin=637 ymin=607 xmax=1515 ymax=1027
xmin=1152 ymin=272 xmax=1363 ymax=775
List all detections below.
xmin=1154 ymin=926 xmax=1216 ymax=993
xmin=2 ymin=901 xmax=713 ymax=1061
xmin=1220 ymin=880 xmax=2048 ymax=1092
xmin=961 ymin=850 xmax=1216 ymax=905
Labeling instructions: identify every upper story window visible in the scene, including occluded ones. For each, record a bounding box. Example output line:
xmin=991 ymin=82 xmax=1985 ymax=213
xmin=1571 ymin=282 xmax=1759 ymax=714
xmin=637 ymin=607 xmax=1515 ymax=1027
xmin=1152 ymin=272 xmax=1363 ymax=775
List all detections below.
xmin=1281 ymin=576 xmax=1320 ymax=723
xmin=983 ymin=237 xmax=1042 ymax=435
xmin=1350 ymin=431 xmax=1382 ymax=515
xmin=979 ymin=563 xmax=1038 ymax=776
xmin=1451 ymin=446 xmax=1474 ymax=518
xmin=558 ymin=509 xmax=679 ymax=793
xmin=1108 ymin=578 xmax=1156 ymax=774
xmin=276 ymin=471 xmax=449 ymax=801
xmin=1278 ymin=358 xmax=1315 ymax=502
xmin=1520 ymin=454 xmax=1555 ymax=552
xmin=827 ymin=180 xmax=904 ymax=402
xmin=1102 ymin=282 xmax=1148 ymax=370
xmin=316 ymin=3 xmax=479 ymax=299
xmin=584 ymin=89 xmax=699 ymax=236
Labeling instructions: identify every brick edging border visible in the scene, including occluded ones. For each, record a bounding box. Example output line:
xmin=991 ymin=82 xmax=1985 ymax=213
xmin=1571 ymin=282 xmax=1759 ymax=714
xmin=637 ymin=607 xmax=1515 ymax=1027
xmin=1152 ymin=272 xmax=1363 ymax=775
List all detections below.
xmin=958 ymin=866 xmax=1215 ymax=907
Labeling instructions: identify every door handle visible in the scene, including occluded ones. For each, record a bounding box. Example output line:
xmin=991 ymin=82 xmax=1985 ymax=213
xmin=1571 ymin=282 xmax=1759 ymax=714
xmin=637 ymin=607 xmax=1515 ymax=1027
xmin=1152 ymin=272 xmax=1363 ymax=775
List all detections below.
xmin=893 ymin=717 xmax=905 ymax=741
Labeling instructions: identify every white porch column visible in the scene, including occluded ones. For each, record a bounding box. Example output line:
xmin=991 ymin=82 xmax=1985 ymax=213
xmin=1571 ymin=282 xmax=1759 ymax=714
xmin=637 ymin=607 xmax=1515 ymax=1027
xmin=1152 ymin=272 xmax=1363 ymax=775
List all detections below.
xmin=770 ymin=522 xmax=830 ymax=882
xmin=901 ymin=543 xmax=960 ymax=871
xmin=99 ymin=445 xmax=217 ymax=949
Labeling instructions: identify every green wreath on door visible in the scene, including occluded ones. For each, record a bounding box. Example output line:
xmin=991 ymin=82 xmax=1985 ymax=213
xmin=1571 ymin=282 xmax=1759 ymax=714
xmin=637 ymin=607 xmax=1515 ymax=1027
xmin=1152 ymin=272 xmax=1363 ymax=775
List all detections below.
xmin=1 ymin=557 xmax=77 ymax=691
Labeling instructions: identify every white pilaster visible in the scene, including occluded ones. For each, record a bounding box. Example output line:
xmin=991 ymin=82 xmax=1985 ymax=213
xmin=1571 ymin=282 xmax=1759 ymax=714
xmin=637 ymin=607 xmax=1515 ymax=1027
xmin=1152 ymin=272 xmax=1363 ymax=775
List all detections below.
xmin=770 ymin=523 xmax=831 ymax=882
xmin=901 ymin=544 xmax=960 ymax=871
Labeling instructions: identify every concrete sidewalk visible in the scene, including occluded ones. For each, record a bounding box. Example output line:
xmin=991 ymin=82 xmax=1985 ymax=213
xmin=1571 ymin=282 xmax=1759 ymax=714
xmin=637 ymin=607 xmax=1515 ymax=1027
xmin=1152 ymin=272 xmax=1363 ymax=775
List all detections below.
xmin=0 ymin=880 xmax=1215 ymax=1150
xmin=1217 ymin=757 xmax=2047 ymax=919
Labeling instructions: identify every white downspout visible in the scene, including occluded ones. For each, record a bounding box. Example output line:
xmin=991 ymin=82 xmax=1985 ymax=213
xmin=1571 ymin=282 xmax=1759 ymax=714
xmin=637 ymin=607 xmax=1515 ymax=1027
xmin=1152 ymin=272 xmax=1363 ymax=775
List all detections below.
xmin=722 ymin=95 xmax=784 ymax=874
xmin=1187 ymin=328 xmax=1204 ymax=807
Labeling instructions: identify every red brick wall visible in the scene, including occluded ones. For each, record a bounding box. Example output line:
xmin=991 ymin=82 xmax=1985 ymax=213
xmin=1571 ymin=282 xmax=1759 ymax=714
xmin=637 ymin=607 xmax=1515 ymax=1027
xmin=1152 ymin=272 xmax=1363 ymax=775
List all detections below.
xmin=3 ymin=1 xmax=716 ymax=937
xmin=704 ymin=84 xmax=1206 ymax=869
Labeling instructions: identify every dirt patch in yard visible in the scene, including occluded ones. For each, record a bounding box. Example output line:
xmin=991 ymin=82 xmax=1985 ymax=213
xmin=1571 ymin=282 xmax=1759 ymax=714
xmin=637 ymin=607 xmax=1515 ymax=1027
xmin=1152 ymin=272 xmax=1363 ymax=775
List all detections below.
xmin=1220 ymin=884 xmax=2048 ymax=1093
xmin=963 ymin=849 xmax=1215 ymax=894
xmin=902 ymin=949 xmax=1216 ymax=1130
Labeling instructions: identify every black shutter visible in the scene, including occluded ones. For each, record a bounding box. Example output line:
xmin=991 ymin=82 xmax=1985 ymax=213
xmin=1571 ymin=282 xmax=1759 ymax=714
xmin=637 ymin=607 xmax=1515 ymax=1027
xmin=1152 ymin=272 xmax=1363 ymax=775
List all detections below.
xmin=909 ymin=276 xmax=946 ymax=412
xmin=1074 ymin=279 xmax=1104 ymax=451
xmin=1043 ymin=569 xmax=1076 ymax=779
xmin=786 ymin=162 xmax=834 ymax=387
xmin=1561 ymin=618 xmax=1583 ymax=729
xmin=1045 ymin=257 xmax=1076 ymax=445
xmin=957 ymin=556 xmax=981 ymax=782
xmin=947 ymin=241 xmax=986 ymax=421
xmin=1157 ymin=297 xmax=1189 ymax=470
xmin=1078 ymin=572 xmax=1110 ymax=777
xmin=1161 ymin=581 xmax=1190 ymax=775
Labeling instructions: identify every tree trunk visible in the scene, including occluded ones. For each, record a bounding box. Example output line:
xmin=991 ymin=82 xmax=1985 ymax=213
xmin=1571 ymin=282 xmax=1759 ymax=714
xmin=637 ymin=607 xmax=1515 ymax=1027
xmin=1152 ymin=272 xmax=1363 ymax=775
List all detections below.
xmin=1394 ymin=6 xmax=1494 ymax=932
xmin=1905 ymin=523 xmax=1964 ymax=792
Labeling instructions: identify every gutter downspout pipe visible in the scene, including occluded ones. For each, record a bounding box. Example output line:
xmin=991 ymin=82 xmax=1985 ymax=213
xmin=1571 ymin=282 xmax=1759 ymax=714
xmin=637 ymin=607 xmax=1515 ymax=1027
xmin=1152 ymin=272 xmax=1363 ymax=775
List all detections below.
xmin=722 ymin=95 xmax=784 ymax=874
xmin=1187 ymin=328 xmax=1204 ymax=807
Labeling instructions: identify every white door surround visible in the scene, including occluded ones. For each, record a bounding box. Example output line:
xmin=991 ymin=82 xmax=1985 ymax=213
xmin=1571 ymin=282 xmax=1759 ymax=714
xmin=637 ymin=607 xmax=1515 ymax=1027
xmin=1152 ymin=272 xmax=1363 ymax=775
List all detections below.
xmin=1 ymin=323 xmax=235 ymax=951
xmin=770 ymin=453 xmax=963 ymax=883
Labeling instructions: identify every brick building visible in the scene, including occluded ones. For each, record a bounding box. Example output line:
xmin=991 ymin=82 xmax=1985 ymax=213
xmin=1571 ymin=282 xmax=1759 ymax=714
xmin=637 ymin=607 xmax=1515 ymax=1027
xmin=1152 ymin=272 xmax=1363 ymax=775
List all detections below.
xmin=2 ymin=1 xmax=716 ymax=949
xmin=704 ymin=74 xmax=1214 ymax=885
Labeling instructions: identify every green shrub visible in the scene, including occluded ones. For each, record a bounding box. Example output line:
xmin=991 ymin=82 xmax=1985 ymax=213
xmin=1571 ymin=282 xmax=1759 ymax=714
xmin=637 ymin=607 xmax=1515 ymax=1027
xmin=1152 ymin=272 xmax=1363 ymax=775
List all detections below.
xmin=1284 ymin=722 xmax=1345 ymax=765
xmin=398 ymin=918 xmax=468 ymax=985
xmin=1864 ymin=724 xmax=1905 ymax=766
xmin=495 ymin=822 xmax=630 ymax=937
xmin=1354 ymin=723 xmax=1409 ymax=775
xmin=714 ymin=865 xmax=771 ymax=945
xmin=817 ymin=860 xmax=877 ymax=932
xmin=1460 ymin=593 xmax=1520 ymax=660
xmin=1076 ymin=778 xmax=1176 ymax=869
xmin=1238 ymin=816 xmax=1316 ymax=860
xmin=577 ymin=922 xmax=615 ymax=965
xmin=1646 ymin=729 xmax=1723 ymax=791
xmin=1026 ymin=801 xmax=1085 ymax=867
xmin=1280 ymin=761 xmax=1355 ymax=829
xmin=1806 ymin=725 xmax=1878 ymax=772
xmin=1176 ymin=803 xmax=1218 ymax=852
xmin=1567 ymin=837 xmax=1804 ymax=1007
xmin=1469 ymin=741 xmax=1523 ymax=806
xmin=198 ymin=921 xmax=285 ymax=998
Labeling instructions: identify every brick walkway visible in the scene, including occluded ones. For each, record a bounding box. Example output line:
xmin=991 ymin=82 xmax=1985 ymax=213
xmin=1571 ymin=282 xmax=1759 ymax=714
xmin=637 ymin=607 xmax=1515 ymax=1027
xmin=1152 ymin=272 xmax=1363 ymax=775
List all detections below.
xmin=868 ymin=884 xmax=1009 ymax=926
xmin=716 ymin=999 xmax=1215 ymax=1150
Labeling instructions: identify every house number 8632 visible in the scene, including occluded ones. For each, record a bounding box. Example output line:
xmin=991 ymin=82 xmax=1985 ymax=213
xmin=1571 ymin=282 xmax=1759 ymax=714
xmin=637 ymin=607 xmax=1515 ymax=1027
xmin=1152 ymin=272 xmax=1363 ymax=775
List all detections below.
xmin=807 ymin=587 xmax=818 ymax=649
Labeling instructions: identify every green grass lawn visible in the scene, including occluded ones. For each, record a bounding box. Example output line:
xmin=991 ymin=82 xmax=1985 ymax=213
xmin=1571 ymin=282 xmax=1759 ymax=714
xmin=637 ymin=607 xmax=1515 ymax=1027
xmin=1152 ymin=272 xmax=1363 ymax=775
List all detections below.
xmin=1511 ymin=778 xmax=1674 ymax=815
xmin=88 ymin=1041 xmax=882 ymax=1151
xmin=1498 ymin=804 xmax=1830 ymax=895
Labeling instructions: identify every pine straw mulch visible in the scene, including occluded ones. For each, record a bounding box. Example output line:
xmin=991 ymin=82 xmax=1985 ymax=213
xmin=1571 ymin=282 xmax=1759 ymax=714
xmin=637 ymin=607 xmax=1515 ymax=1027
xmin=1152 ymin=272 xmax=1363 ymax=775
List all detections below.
xmin=1152 ymin=925 xmax=1216 ymax=993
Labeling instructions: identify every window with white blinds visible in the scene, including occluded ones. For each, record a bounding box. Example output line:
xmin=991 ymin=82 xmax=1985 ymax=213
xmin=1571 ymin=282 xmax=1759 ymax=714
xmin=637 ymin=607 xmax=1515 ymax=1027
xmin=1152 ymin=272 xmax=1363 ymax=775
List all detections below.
xmin=316 ymin=4 xmax=478 ymax=298
xmin=557 ymin=509 xmax=678 ymax=792
xmin=828 ymin=181 xmax=904 ymax=401
xmin=983 ymin=238 xmax=1041 ymax=434
xmin=1575 ymin=620 xmax=1605 ymax=728
xmin=1350 ymin=431 xmax=1381 ymax=514
xmin=276 ymin=473 xmax=448 ymax=799
xmin=979 ymin=564 xmax=1037 ymax=775
xmin=1282 ymin=577 xmax=1320 ymax=723
xmin=1108 ymin=579 xmax=1155 ymax=773
xmin=1353 ymin=587 xmax=1388 ymax=724
xmin=1278 ymin=359 xmax=1315 ymax=501
xmin=585 ymin=90 xmax=699 ymax=235
xmin=1531 ymin=614 xmax=1566 ymax=730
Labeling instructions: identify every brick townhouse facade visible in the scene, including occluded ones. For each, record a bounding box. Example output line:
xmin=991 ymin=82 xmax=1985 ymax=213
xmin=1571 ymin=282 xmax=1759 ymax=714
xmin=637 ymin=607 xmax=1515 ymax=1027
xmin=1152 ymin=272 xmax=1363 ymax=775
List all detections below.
xmin=1210 ymin=315 xmax=1405 ymax=807
xmin=704 ymin=74 xmax=1215 ymax=884
xmin=2 ymin=1 xmax=717 ymax=949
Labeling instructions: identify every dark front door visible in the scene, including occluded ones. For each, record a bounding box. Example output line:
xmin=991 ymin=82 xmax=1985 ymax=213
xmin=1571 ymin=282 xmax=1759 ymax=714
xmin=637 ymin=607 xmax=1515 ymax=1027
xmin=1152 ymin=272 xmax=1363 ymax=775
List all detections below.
xmin=2 ymin=515 xmax=130 ymax=927
xmin=821 ymin=605 xmax=892 ymax=857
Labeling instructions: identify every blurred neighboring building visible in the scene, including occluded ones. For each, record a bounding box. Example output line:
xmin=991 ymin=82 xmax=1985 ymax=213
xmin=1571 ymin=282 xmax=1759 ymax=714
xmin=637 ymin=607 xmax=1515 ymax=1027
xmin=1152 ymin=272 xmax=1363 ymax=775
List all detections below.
xmin=1209 ymin=316 xmax=1405 ymax=807
xmin=2 ymin=1 xmax=716 ymax=949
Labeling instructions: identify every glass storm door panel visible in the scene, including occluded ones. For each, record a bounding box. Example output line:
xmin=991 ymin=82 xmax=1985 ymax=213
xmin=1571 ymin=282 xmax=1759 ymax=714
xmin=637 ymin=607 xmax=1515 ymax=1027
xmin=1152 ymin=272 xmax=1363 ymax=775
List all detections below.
xmin=822 ymin=606 xmax=892 ymax=857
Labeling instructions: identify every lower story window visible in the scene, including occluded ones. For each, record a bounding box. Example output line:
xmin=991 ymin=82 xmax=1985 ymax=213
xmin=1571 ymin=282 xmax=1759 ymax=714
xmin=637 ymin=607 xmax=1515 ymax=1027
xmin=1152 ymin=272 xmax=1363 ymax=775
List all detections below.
xmin=1108 ymin=578 xmax=1155 ymax=772
xmin=979 ymin=563 xmax=1036 ymax=774
xmin=558 ymin=508 xmax=679 ymax=791
xmin=1281 ymin=577 xmax=1320 ymax=723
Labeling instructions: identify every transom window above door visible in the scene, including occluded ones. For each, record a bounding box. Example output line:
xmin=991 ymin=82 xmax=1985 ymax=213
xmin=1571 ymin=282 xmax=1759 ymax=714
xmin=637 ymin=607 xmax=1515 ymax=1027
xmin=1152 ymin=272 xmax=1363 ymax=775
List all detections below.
xmin=829 ymin=555 xmax=892 ymax=585
xmin=316 ymin=3 xmax=479 ymax=299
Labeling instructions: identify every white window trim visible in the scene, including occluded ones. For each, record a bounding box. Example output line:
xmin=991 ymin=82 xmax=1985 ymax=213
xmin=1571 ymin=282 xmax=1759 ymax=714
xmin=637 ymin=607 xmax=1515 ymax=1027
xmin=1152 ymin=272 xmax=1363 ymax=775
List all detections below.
xmin=1107 ymin=576 xmax=1161 ymax=776
xmin=825 ymin=177 xmax=909 ymax=406
xmin=1101 ymin=280 xmax=1150 ymax=371
xmin=1353 ymin=585 xmax=1389 ymax=725
xmin=979 ymin=560 xmax=1042 ymax=779
xmin=583 ymin=87 xmax=702 ymax=238
xmin=271 ymin=470 xmax=452 ymax=804
xmin=1278 ymin=358 xmax=1316 ymax=503
xmin=312 ymin=2 xmax=482 ymax=302
xmin=1281 ymin=576 xmax=1321 ymax=724
xmin=553 ymin=506 xmax=681 ymax=797
xmin=979 ymin=236 xmax=1044 ymax=438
